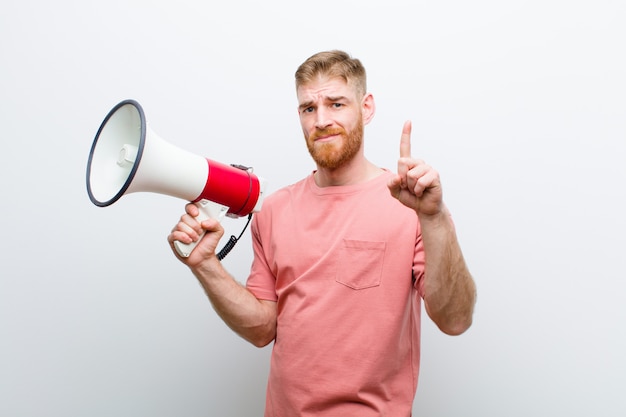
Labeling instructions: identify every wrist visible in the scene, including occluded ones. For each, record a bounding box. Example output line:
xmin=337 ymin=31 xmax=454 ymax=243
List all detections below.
xmin=417 ymin=204 xmax=450 ymax=227
xmin=191 ymin=254 xmax=223 ymax=277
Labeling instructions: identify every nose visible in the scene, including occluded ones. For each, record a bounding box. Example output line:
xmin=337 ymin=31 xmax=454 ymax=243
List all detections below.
xmin=314 ymin=107 xmax=332 ymax=129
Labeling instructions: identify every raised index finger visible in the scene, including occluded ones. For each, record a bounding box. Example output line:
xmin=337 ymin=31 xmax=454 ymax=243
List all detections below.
xmin=400 ymin=120 xmax=412 ymax=158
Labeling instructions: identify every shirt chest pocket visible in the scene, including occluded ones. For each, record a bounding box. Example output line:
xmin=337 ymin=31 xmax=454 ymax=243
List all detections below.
xmin=335 ymin=239 xmax=386 ymax=290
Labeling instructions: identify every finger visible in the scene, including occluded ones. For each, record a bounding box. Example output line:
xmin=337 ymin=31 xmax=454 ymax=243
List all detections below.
xmin=399 ymin=120 xmax=412 ymax=158
xmin=168 ymin=229 xmax=194 ymax=246
xmin=185 ymin=202 xmax=199 ymax=217
xmin=170 ymin=219 xmax=200 ymax=243
xmin=409 ymin=166 xmax=440 ymax=196
xmin=387 ymin=175 xmax=402 ymax=198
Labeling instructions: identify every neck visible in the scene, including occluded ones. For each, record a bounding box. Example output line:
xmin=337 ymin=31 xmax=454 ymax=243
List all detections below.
xmin=314 ymin=159 xmax=383 ymax=187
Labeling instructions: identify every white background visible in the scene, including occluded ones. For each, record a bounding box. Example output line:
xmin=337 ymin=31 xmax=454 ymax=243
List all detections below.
xmin=1 ymin=1 xmax=625 ymax=416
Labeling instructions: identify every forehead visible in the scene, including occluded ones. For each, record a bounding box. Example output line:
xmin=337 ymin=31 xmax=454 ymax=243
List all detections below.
xmin=296 ymin=75 xmax=356 ymax=103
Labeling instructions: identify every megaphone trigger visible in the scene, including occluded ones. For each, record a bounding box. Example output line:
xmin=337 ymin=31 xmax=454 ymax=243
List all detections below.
xmin=173 ymin=199 xmax=229 ymax=258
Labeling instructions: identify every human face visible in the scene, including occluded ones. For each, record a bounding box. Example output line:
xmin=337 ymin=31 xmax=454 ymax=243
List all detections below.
xmin=297 ymin=76 xmax=366 ymax=170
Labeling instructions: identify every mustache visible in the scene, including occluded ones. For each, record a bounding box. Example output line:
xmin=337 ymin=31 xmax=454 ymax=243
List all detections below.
xmin=309 ymin=128 xmax=345 ymax=141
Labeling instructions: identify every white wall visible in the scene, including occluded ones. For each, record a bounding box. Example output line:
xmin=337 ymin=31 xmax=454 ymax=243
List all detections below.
xmin=1 ymin=1 xmax=624 ymax=416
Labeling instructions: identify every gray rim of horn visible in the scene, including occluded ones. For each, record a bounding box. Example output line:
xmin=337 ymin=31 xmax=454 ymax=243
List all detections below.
xmin=86 ymin=99 xmax=146 ymax=207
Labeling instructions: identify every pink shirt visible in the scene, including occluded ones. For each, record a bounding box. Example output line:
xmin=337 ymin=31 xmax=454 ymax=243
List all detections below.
xmin=247 ymin=171 xmax=426 ymax=416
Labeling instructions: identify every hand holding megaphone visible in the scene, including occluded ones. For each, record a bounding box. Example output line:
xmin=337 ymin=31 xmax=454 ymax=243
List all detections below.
xmin=171 ymin=199 xmax=228 ymax=258
xmin=86 ymin=99 xmax=267 ymax=258
xmin=168 ymin=200 xmax=228 ymax=261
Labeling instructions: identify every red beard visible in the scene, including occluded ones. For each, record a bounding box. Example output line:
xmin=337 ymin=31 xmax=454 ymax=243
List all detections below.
xmin=306 ymin=122 xmax=364 ymax=169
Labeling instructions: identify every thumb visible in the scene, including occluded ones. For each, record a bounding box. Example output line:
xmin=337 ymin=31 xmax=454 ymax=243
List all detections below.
xmin=387 ymin=175 xmax=402 ymax=199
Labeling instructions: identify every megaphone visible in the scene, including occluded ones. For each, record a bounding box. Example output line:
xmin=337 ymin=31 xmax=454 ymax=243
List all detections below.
xmin=86 ymin=99 xmax=267 ymax=258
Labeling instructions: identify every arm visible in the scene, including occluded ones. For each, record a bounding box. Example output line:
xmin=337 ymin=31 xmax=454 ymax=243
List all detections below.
xmin=388 ymin=121 xmax=476 ymax=335
xmin=417 ymin=206 xmax=476 ymax=335
xmin=168 ymin=203 xmax=277 ymax=347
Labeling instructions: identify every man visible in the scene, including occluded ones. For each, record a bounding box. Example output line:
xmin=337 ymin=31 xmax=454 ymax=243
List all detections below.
xmin=168 ymin=50 xmax=477 ymax=416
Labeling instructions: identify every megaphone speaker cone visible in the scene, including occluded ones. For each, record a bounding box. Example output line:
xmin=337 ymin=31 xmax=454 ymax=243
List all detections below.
xmin=86 ymin=100 xmax=146 ymax=207
xmin=86 ymin=100 xmax=211 ymax=207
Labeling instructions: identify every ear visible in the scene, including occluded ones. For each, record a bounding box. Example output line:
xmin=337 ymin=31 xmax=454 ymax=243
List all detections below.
xmin=361 ymin=93 xmax=376 ymax=125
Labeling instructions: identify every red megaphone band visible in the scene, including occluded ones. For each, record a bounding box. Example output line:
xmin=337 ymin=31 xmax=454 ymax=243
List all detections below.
xmin=194 ymin=159 xmax=261 ymax=216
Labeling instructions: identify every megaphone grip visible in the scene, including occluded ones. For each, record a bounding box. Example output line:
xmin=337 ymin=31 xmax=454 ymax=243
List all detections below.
xmin=174 ymin=200 xmax=228 ymax=257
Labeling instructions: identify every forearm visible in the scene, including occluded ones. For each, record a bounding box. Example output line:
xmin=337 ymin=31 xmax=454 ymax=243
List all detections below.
xmin=190 ymin=258 xmax=277 ymax=347
xmin=419 ymin=206 xmax=477 ymax=335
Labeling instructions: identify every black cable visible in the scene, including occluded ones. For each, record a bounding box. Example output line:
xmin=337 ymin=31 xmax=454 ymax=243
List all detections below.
xmin=217 ymin=213 xmax=253 ymax=261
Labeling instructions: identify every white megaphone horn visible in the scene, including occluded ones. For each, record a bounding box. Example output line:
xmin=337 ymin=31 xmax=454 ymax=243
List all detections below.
xmin=86 ymin=99 xmax=268 ymax=258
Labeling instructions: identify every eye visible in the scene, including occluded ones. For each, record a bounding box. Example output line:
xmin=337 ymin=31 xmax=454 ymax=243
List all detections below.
xmin=331 ymin=102 xmax=344 ymax=109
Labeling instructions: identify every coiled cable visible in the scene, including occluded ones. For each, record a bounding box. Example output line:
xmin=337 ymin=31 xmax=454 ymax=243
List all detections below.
xmin=217 ymin=213 xmax=253 ymax=261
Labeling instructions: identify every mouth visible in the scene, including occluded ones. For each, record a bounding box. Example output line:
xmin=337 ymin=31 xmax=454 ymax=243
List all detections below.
xmin=311 ymin=129 xmax=344 ymax=142
xmin=315 ymin=133 xmax=339 ymax=142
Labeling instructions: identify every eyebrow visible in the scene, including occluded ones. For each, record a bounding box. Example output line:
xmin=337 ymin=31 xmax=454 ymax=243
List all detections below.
xmin=298 ymin=100 xmax=314 ymax=111
xmin=298 ymin=95 xmax=349 ymax=111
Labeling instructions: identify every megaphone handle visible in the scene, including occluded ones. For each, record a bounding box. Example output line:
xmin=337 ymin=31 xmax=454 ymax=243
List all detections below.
xmin=174 ymin=199 xmax=229 ymax=258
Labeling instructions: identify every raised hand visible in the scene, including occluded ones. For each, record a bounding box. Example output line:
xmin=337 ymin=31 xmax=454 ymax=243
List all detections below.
xmin=387 ymin=120 xmax=443 ymax=216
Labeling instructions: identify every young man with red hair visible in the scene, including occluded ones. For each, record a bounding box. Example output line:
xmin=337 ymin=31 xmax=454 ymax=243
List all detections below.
xmin=169 ymin=50 xmax=477 ymax=416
